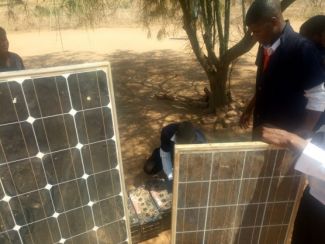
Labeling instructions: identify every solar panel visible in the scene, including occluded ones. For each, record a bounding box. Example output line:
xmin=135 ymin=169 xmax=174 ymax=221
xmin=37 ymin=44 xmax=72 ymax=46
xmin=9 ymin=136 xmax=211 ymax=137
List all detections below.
xmin=172 ymin=142 xmax=304 ymax=244
xmin=0 ymin=63 xmax=131 ymax=244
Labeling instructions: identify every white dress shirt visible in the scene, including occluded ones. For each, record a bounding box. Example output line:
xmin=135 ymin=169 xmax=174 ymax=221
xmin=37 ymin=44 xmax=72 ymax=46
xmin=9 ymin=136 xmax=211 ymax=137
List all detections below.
xmin=159 ymin=134 xmax=175 ymax=180
xmin=295 ymin=142 xmax=325 ymax=204
xmin=305 ymin=83 xmax=325 ymax=112
xmin=160 ymin=148 xmax=173 ymax=180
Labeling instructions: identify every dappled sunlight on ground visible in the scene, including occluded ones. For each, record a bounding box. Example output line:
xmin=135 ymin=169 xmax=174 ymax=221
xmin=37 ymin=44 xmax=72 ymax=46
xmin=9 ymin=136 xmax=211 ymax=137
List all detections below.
xmin=16 ymin=27 xmax=260 ymax=243
xmin=24 ymin=48 xmax=256 ymax=190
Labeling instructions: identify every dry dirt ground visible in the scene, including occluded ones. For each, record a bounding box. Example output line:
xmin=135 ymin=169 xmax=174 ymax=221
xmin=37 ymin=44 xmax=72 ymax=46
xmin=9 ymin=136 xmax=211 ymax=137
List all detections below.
xmin=10 ymin=26 xmax=264 ymax=186
xmin=8 ymin=19 xmax=304 ymax=243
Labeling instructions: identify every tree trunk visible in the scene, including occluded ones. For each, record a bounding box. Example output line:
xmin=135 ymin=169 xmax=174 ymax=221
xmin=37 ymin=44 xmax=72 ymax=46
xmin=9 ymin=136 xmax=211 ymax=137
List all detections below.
xmin=207 ymin=65 xmax=229 ymax=111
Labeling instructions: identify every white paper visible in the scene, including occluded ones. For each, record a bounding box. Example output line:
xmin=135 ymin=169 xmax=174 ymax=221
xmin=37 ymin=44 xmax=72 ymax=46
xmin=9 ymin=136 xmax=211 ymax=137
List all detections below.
xmin=295 ymin=142 xmax=325 ymax=181
xmin=309 ymin=177 xmax=325 ymax=205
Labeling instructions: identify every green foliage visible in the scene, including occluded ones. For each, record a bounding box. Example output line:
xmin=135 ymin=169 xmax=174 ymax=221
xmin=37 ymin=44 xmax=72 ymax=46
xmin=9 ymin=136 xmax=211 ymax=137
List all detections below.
xmin=58 ymin=0 xmax=110 ymax=25
xmin=4 ymin=0 xmax=135 ymax=27
xmin=140 ymin=0 xmax=182 ymax=39
xmin=34 ymin=5 xmax=51 ymax=17
xmin=119 ymin=0 xmax=134 ymax=8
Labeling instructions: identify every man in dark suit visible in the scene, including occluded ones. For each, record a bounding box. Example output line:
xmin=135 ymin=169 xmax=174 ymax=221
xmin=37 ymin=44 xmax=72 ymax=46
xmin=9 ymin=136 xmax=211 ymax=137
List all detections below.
xmin=239 ymin=1 xmax=325 ymax=139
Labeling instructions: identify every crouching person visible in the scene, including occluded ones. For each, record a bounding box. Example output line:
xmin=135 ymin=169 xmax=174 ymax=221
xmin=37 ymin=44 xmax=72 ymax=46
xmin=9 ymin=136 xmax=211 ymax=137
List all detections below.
xmin=144 ymin=121 xmax=206 ymax=180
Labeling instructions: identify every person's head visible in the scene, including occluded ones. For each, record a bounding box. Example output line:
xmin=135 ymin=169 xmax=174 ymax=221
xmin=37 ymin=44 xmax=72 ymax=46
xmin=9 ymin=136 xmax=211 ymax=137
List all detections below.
xmin=0 ymin=27 xmax=9 ymax=54
xmin=175 ymin=121 xmax=196 ymax=144
xmin=300 ymin=15 xmax=325 ymax=48
xmin=245 ymin=0 xmax=285 ymax=45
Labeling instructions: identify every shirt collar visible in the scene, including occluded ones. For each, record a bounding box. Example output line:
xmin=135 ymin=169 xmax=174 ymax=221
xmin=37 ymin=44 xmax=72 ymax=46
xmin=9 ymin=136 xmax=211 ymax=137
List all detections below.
xmin=171 ymin=134 xmax=176 ymax=142
xmin=263 ymin=38 xmax=281 ymax=55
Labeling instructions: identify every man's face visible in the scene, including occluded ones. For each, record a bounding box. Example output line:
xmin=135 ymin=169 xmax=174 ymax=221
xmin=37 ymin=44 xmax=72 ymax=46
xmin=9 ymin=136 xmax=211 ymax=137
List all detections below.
xmin=0 ymin=34 xmax=9 ymax=53
xmin=248 ymin=20 xmax=277 ymax=45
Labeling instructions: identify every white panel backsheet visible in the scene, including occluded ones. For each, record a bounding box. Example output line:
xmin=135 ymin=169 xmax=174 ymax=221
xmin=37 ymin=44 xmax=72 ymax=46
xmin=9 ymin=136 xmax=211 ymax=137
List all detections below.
xmin=172 ymin=143 xmax=303 ymax=244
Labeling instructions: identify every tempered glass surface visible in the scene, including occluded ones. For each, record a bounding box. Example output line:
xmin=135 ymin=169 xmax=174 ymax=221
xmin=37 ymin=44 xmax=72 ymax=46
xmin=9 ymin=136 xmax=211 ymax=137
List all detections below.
xmin=93 ymin=195 xmax=124 ymax=226
xmin=174 ymin=147 xmax=301 ymax=244
xmin=68 ymin=71 xmax=110 ymax=110
xmin=87 ymin=169 xmax=121 ymax=201
xmin=58 ymin=206 xmax=94 ymax=238
xmin=51 ymin=179 xmax=89 ymax=212
xmin=0 ymin=157 xmax=46 ymax=195
xmin=20 ymin=218 xmax=61 ymax=244
xmin=65 ymin=231 xmax=97 ymax=244
xmin=23 ymin=76 xmax=71 ymax=118
xmin=0 ymin=122 xmax=38 ymax=163
xmin=43 ymin=148 xmax=83 ymax=184
xmin=33 ymin=115 xmax=78 ymax=153
xmin=0 ymin=201 xmax=15 ymax=231
xmin=0 ymin=81 xmax=28 ymax=124
xmin=75 ymin=108 xmax=114 ymax=144
xmin=0 ymin=230 xmax=21 ymax=244
xmin=97 ymin=220 xmax=127 ymax=243
xmin=0 ymin=67 xmax=129 ymax=243
xmin=0 ymin=186 xmax=4 ymax=199
xmin=10 ymin=189 xmax=54 ymax=225
xmin=82 ymin=140 xmax=117 ymax=174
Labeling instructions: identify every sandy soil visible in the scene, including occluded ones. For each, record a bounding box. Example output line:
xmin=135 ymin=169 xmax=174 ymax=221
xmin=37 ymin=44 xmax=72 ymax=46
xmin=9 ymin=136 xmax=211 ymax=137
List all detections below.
xmin=6 ymin=20 xmax=304 ymax=243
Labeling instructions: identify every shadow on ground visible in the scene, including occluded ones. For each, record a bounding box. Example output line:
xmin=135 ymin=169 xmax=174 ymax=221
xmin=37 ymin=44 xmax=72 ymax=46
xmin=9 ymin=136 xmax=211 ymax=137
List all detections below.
xmin=25 ymin=49 xmax=256 ymax=189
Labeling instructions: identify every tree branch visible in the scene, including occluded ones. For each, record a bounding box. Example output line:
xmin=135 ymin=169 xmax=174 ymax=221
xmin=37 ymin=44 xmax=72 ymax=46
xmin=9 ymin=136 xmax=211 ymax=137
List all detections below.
xmin=241 ymin=0 xmax=247 ymax=33
xmin=223 ymin=0 xmax=231 ymax=53
xmin=214 ymin=0 xmax=224 ymax=56
xmin=222 ymin=31 xmax=256 ymax=66
xmin=281 ymin=0 xmax=296 ymax=11
xmin=179 ymin=0 xmax=215 ymax=73
xmin=200 ymin=0 xmax=219 ymax=69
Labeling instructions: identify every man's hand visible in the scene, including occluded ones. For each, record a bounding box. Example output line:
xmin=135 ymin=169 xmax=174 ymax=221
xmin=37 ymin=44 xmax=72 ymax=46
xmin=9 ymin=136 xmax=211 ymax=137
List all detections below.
xmin=261 ymin=127 xmax=308 ymax=152
xmin=239 ymin=95 xmax=256 ymax=129
xmin=239 ymin=108 xmax=253 ymax=129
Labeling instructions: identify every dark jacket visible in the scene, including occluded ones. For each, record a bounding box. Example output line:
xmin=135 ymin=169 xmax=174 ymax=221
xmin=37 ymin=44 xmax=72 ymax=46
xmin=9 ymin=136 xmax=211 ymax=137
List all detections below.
xmin=160 ymin=123 xmax=206 ymax=152
xmin=0 ymin=52 xmax=25 ymax=72
xmin=254 ymin=24 xmax=325 ymax=133
xmin=314 ymin=44 xmax=325 ymax=131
